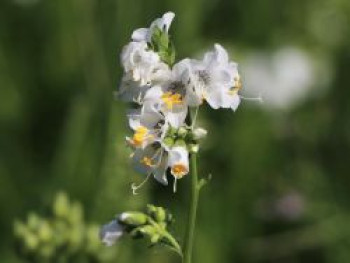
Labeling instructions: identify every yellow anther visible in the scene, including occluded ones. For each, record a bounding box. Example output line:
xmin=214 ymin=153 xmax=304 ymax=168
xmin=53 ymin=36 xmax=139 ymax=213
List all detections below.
xmin=161 ymin=92 xmax=183 ymax=109
xmin=171 ymin=164 xmax=188 ymax=178
xmin=131 ymin=126 xmax=148 ymax=147
xmin=228 ymin=75 xmax=242 ymax=96
xmin=140 ymin=156 xmax=154 ymax=167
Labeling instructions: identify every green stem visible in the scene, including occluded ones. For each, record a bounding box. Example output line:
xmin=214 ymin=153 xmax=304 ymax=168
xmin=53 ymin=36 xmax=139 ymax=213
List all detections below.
xmin=183 ymin=152 xmax=200 ymax=263
xmin=163 ymin=231 xmax=183 ymax=257
xmin=148 ymin=218 xmax=182 ymax=257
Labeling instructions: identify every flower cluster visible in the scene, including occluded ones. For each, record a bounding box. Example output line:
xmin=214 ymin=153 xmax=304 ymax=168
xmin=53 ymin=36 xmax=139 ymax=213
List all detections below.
xmin=100 ymin=205 xmax=181 ymax=255
xmin=118 ymin=12 xmax=242 ymax=191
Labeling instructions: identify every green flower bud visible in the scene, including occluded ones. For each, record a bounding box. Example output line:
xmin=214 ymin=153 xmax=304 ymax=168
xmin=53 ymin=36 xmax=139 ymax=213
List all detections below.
xmin=27 ymin=213 xmax=40 ymax=231
xmin=24 ymin=233 xmax=39 ymax=251
xmin=137 ymin=225 xmax=157 ymax=237
xmin=146 ymin=205 xmax=167 ymax=223
xmin=136 ymin=225 xmax=161 ymax=244
xmin=192 ymin=127 xmax=207 ymax=140
xmin=118 ymin=212 xmax=147 ymax=226
xmin=163 ymin=137 xmax=174 ymax=147
xmin=188 ymin=143 xmax=199 ymax=153
xmin=167 ymin=126 xmax=177 ymax=137
xmin=54 ymin=192 xmax=70 ymax=218
xmin=38 ymin=221 xmax=52 ymax=242
xmin=177 ymin=127 xmax=188 ymax=138
xmin=174 ymin=139 xmax=186 ymax=147
xmin=153 ymin=207 xmax=166 ymax=223
xmin=68 ymin=202 xmax=83 ymax=225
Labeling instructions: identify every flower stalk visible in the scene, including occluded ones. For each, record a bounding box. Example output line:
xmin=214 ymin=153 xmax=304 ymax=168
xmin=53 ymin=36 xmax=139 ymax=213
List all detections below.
xmin=183 ymin=152 xmax=200 ymax=263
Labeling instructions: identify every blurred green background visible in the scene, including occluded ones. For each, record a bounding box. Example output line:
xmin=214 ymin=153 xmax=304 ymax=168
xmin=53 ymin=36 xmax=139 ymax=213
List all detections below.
xmin=1 ymin=0 xmax=350 ymax=262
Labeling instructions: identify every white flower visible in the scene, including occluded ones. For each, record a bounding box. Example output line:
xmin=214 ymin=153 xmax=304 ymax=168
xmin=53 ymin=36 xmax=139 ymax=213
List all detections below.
xmin=141 ymin=58 xmax=198 ymax=118
xmin=120 ymin=41 xmax=170 ymax=87
xmin=126 ymin=102 xmax=167 ymax=149
xmin=189 ymin=44 xmax=242 ymax=110
xmin=132 ymin=142 xmax=169 ymax=185
xmin=99 ymin=219 xmax=124 ymax=246
xmin=132 ymin=12 xmax=175 ymax=43
xmin=168 ymin=146 xmax=189 ymax=178
xmin=132 ymin=143 xmax=190 ymax=187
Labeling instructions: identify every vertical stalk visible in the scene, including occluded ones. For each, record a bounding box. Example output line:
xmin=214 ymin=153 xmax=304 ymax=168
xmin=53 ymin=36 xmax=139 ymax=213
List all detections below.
xmin=183 ymin=152 xmax=199 ymax=263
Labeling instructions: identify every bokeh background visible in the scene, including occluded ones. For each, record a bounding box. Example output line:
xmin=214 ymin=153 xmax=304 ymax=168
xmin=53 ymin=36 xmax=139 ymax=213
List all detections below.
xmin=1 ymin=0 xmax=350 ymax=262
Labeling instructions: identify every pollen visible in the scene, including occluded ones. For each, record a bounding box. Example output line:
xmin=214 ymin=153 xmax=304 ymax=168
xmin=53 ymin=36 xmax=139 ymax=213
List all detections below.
xmin=228 ymin=75 xmax=242 ymax=96
xmin=171 ymin=164 xmax=188 ymax=178
xmin=161 ymin=92 xmax=183 ymax=109
xmin=140 ymin=156 xmax=154 ymax=167
xmin=131 ymin=126 xmax=148 ymax=147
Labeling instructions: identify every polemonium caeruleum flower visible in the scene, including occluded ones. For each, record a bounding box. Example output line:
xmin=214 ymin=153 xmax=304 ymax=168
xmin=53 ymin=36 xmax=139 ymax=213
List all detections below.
xmin=119 ymin=42 xmax=171 ymax=101
xmin=126 ymin=101 xmax=186 ymax=149
xmin=189 ymin=44 xmax=242 ymax=110
xmin=144 ymin=59 xmax=202 ymax=108
xmin=168 ymin=146 xmax=189 ymax=179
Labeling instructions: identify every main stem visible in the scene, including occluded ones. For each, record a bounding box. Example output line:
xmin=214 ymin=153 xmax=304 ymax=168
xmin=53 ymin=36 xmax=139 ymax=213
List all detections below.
xmin=183 ymin=152 xmax=199 ymax=263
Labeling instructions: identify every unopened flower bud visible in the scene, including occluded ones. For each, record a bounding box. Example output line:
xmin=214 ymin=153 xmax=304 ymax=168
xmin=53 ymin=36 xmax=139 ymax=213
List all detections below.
xmin=137 ymin=225 xmax=157 ymax=237
xmin=163 ymin=137 xmax=174 ymax=147
xmin=188 ymin=144 xmax=199 ymax=153
xmin=154 ymin=207 xmax=166 ymax=222
xmin=38 ymin=221 xmax=52 ymax=242
xmin=192 ymin=128 xmax=207 ymax=140
xmin=147 ymin=205 xmax=166 ymax=222
xmin=174 ymin=139 xmax=186 ymax=147
xmin=177 ymin=127 xmax=188 ymax=138
xmin=118 ymin=212 xmax=147 ymax=226
xmin=167 ymin=127 xmax=177 ymax=137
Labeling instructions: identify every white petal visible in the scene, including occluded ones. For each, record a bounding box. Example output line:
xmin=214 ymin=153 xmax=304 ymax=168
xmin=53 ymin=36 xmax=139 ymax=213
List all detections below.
xmin=230 ymin=94 xmax=241 ymax=111
xmin=214 ymin=44 xmax=229 ymax=64
xmin=165 ymin=108 xmax=187 ymax=128
xmin=168 ymin=146 xmax=189 ymax=177
xmin=132 ymin=148 xmax=154 ymax=175
xmin=168 ymin=147 xmax=188 ymax=167
xmin=144 ymin=85 xmax=163 ymax=101
xmin=161 ymin=12 xmax=175 ymax=32
xmin=172 ymin=58 xmax=191 ymax=80
xmin=153 ymin=152 xmax=169 ymax=185
xmin=205 ymin=85 xmax=224 ymax=109
xmin=131 ymin=28 xmax=149 ymax=42
xmin=99 ymin=219 xmax=124 ymax=246
xmin=127 ymin=110 xmax=141 ymax=130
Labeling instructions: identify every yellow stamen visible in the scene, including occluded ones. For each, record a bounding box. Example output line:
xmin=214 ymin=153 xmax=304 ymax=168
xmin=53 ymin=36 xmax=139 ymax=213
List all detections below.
xmin=161 ymin=92 xmax=183 ymax=109
xmin=228 ymin=75 xmax=242 ymax=96
xmin=171 ymin=164 xmax=188 ymax=178
xmin=130 ymin=126 xmax=148 ymax=147
xmin=140 ymin=156 xmax=154 ymax=167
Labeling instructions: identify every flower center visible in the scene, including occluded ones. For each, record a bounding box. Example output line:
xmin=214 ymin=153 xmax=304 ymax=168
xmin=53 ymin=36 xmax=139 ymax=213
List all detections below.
xmin=228 ymin=75 xmax=242 ymax=96
xmin=131 ymin=126 xmax=149 ymax=146
xmin=161 ymin=92 xmax=183 ymax=109
xmin=171 ymin=164 xmax=188 ymax=178
xmin=140 ymin=156 xmax=154 ymax=167
xmin=196 ymin=70 xmax=211 ymax=85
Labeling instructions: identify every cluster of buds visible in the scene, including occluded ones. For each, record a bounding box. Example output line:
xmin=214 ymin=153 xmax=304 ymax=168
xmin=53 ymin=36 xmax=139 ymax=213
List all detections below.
xmin=14 ymin=192 xmax=117 ymax=262
xmin=118 ymin=12 xmax=241 ymax=191
xmin=100 ymin=205 xmax=181 ymax=255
